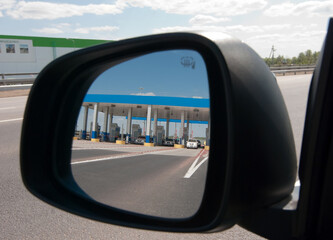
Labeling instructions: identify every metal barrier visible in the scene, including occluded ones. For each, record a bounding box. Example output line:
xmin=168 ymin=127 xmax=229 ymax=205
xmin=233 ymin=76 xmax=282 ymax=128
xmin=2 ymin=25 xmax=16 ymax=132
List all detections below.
xmin=0 ymin=73 xmax=38 ymax=85
xmin=270 ymin=65 xmax=315 ymax=70
xmin=0 ymin=66 xmax=315 ymax=85
xmin=270 ymin=65 xmax=315 ymax=76
xmin=271 ymin=68 xmax=315 ymax=76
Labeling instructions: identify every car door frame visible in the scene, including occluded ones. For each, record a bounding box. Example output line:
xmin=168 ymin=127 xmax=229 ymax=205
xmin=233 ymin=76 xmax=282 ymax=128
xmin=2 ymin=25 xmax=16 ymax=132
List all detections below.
xmin=295 ymin=18 xmax=333 ymax=239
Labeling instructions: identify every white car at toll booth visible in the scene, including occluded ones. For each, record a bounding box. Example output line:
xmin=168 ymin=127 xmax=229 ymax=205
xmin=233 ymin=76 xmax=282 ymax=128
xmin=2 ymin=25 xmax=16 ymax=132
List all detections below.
xmin=186 ymin=139 xmax=198 ymax=149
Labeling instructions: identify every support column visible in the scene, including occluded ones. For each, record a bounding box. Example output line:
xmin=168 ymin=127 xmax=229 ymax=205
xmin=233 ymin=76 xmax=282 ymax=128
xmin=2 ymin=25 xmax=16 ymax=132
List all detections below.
xmin=180 ymin=111 xmax=185 ymax=145
xmin=91 ymin=103 xmax=99 ymax=142
xmin=126 ymin=108 xmax=132 ymax=143
xmin=174 ymin=113 xmax=185 ymax=149
xmin=90 ymin=122 xmax=92 ymax=139
xmin=108 ymin=110 xmax=113 ymax=141
xmin=102 ymin=107 xmax=109 ymax=142
xmin=166 ymin=117 xmax=170 ymax=139
xmin=185 ymin=112 xmax=189 ymax=142
xmin=205 ymin=120 xmax=211 ymax=150
xmin=82 ymin=105 xmax=88 ymax=140
xmin=145 ymin=105 xmax=154 ymax=146
xmin=153 ymin=109 xmax=158 ymax=144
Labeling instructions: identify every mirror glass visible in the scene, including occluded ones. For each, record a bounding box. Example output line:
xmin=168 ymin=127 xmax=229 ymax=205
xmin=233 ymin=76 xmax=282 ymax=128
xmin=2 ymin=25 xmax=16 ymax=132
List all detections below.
xmin=71 ymin=49 xmax=210 ymax=219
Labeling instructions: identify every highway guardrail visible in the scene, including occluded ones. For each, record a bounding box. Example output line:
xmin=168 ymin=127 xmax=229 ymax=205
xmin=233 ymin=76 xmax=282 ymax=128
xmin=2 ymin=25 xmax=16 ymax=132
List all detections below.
xmin=0 ymin=73 xmax=38 ymax=85
xmin=0 ymin=66 xmax=315 ymax=85
xmin=271 ymin=68 xmax=315 ymax=76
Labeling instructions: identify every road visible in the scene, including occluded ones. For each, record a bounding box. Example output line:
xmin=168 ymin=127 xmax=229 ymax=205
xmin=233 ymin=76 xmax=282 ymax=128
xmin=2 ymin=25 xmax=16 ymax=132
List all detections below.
xmin=277 ymin=74 xmax=311 ymax=160
xmin=72 ymin=145 xmax=208 ymax=218
xmin=0 ymin=74 xmax=311 ymax=239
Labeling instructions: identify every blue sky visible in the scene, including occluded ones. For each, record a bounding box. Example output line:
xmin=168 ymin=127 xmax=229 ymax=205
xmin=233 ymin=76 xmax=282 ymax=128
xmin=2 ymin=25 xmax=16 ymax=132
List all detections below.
xmin=1 ymin=0 xmax=332 ymax=58
xmin=87 ymin=49 xmax=209 ymax=98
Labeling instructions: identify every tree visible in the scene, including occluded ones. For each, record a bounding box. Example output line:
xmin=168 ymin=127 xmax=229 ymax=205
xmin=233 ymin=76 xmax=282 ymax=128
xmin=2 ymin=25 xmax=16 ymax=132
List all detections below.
xmin=313 ymin=51 xmax=320 ymax=64
xmin=298 ymin=52 xmax=306 ymax=65
xmin=263 ymin=49 xmax=320 ymax=67
xmin=305 ymin=50 xmax=313 ymax=64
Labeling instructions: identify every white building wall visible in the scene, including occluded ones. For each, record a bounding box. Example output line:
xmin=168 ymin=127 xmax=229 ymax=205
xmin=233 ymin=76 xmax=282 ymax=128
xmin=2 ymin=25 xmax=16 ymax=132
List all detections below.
xmin=0 ymin=38 xmax=77 ymax=73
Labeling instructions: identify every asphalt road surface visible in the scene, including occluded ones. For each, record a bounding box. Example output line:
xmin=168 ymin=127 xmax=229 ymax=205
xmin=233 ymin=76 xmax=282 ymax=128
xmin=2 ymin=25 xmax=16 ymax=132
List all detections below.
xmin=71 ymin=145 xmax=208 ymax=218
xmin=277 ymin=74 xmax=311 ymax=160
xmin=0 ymin=74 xmax=311 ymax=239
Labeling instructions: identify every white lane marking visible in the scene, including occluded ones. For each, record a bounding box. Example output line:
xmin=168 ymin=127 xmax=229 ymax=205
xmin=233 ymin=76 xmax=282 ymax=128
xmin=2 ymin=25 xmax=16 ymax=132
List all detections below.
xmin=72 ymin=148 xmax=124 ymax=150
xmin=72 ymin=146 xmax=156 ymax=150
xmin=71 ymin=153 xmax=140 ymax=165
xmin=0 ymin=107 xmax=16 ymax=110
xmin=0 ymin=117 xmax=23 ymax=123
xmin=71 ymin=148 xmax=183 ymax=165
xmin=184 ymin=150 xmax=208 ymax=178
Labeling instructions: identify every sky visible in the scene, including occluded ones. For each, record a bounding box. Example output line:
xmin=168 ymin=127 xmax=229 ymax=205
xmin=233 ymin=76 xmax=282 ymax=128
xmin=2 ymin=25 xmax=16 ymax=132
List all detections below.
xmin=1 ymin=0 xmax=332 ymax=58
xmin=87 ymin=49 xmax=209 ymax=98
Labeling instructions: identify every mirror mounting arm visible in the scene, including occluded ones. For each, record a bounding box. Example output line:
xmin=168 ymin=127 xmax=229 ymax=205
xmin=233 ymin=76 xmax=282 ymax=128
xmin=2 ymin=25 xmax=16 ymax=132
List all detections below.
xmin=239 ymin=199 xmax=296 ymax=240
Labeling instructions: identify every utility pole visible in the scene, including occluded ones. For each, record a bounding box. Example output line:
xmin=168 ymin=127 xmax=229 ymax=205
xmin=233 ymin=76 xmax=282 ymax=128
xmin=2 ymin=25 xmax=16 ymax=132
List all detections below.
xmin=268 ymin=45 xmax=276 ymax=66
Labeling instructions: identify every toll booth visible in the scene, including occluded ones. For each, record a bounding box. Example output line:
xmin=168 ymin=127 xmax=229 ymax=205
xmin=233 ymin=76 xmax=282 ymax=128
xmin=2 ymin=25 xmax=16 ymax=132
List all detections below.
xmin=183 ymin=127 xmax=188 ymax=144
xmin=156 ymin=126 xmax=165 ymax=146
xmin=89 ymin=122 xmax=101 ymax=140
xmin=131 ymin=124 xmax=142 ymax=142
xmin=206 ymin=127 xmax=210 ymax=147
xmin=98 ymin=125 xmax=101 ymax=137
xmin=89 ymin=122 xmax=93 ymax=140
xmin=109 ymin=123 xmax=120 ymax=142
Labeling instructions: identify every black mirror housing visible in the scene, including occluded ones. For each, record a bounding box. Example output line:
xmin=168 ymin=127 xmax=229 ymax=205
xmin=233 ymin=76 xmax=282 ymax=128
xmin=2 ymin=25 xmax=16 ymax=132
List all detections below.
xmin=20 ymin=32 xmax=297 ymax=232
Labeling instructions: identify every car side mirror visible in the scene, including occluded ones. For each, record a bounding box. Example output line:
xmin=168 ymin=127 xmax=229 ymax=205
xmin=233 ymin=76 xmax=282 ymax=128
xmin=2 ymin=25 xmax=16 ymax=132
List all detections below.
xmin=20 ymin=32 xmax=297 ymax=233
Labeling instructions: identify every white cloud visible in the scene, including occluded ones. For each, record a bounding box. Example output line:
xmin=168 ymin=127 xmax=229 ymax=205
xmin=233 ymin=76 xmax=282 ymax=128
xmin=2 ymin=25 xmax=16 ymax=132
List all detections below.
xmin=153 ymin=24 xmax=265 ymax=34
xmin=57 ymin=23 xmax=71 ymax=28
xmin=245 ymin=30 xmax=326 ymax=57
xmin=6 ymin=1 xmax=124 ymax=20
xmin=226 ymin=25 xmax=263 ymax=33
xmin=120 ymin=0 xmax=267 ymax=16
xmin=264 ymin=1 xmax=333 ymax=17
xmin=33 ymin=27 xmax=64 ymax=34
xmin=189 ymin=15 xmax=230 ymax=25
xmin=153 ymin=25 xmax=201 ymax=34
xmin=74 ymin=26 xmax=119 ymax=34
xmin=153 ymin=23 xmax=319 ymax=37
xmin=32 ymin=24 xmax=119 ymax=35
xmin=262 ymin=24 xmax=291 ymax=31
xmin=246 ymin=33 xmax=284 ymax=41
xmin=247 ymin=30 xmax=326 ymax=43
xmin=152 ymin=22 xmax=327 ymax=58
xmin=0 ymin=0 xmax=16 ymax=10
xmin=286 ymin=30 xmax=327 ymax=42
xmin=0 ymin=0 xmax=15 ymax=17
xmin=131 ymin=92 xmax=156 ymax=96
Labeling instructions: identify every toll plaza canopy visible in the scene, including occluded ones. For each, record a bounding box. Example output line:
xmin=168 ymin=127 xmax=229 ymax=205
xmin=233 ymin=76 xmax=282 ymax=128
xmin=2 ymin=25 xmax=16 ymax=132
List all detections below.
xmin=80 ymin=94 xmax=210 ymax=146
xmin=83 ymin=94 xmax=210 ymax=123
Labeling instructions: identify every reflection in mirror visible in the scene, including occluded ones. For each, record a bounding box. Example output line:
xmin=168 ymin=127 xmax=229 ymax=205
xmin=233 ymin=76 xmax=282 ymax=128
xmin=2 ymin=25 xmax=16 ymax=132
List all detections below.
xmin=71 ymin=50 xmax=210 ymax=219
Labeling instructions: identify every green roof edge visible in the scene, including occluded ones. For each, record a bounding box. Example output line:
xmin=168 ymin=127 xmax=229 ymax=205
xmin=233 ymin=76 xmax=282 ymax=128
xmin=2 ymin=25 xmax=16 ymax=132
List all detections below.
xmin=0 ymin=35 xmax=113 ymax=48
